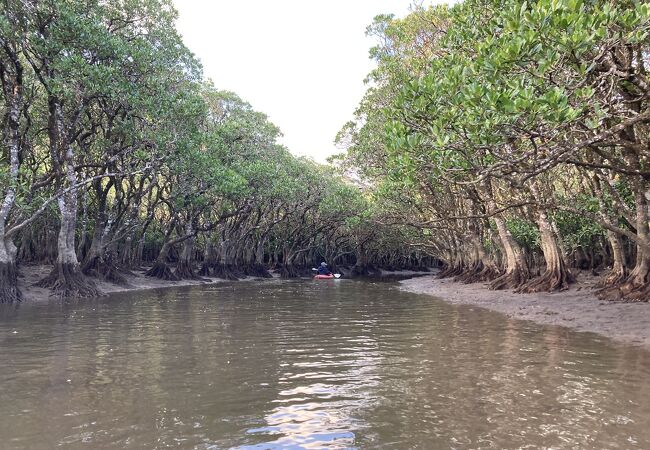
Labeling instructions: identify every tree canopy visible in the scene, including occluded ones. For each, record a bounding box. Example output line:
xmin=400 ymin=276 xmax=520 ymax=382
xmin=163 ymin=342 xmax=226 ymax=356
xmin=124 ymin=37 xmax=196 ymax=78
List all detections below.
xmin=337 ymin=0 xmax=650 ymax=300
xmin=0 ymin=0 xmax=429 ymax=302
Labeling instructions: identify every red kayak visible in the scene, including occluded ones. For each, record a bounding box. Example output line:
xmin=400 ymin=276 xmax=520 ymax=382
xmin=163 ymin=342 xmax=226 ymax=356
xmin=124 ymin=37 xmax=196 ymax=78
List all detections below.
xmin=314 ymin=274 xmax=335 ymax=279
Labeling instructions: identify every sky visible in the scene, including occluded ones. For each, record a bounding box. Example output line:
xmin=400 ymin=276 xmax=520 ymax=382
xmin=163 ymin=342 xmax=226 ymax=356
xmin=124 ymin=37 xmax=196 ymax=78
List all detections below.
xmin=172 ymin=1 xmax=442 ymax=162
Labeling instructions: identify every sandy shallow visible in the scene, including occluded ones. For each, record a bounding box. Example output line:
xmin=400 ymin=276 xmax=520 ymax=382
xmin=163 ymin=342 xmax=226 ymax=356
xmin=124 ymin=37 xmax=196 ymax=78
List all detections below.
xmin=400 ymin=275 xmax=650 ymax=349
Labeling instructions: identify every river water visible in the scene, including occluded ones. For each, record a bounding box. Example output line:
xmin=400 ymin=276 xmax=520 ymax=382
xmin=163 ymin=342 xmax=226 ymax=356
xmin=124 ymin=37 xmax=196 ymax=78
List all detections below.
xmin=2 ymin=280 xmax=650 ymax=449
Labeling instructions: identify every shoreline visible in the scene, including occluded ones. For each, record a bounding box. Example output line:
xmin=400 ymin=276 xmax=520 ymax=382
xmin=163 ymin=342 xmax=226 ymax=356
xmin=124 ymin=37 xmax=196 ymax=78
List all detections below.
xmin=21 ymin=267 xmax=645 ymax=350
xmin=14 ymin=266 xmax=431 ymax=304
xmin=400 ymin=275 xmax=650 ymax=349
xmin=16 ymin=265 xmax=244 ymax=303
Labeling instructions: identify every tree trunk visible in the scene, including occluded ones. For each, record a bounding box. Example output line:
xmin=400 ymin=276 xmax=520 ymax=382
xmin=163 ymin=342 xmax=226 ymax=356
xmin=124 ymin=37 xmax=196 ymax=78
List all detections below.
xmin=36 ymin=196 xmax=100 ymax=297
xmin=599 ymin=231 xmax=628 ymax=287
xmin=479 ymin=180 xmax=530 ymax=290
xmin=456 ymin=227 xmax=500 ymax=283
xmin=439 ymin=237 xmax=466 ymax=278
xmin=80 ymin=181 xmax=126 ymax=283
xmin=36 ymin=99 xmax=99 ymax=298
xmin=612 ymin=178 xmax=650 ymax=300
xmin=0 ymin=239 xmax=20 ymax=303
xmin=198 ymin=242 xmax=214 ymax=276
xmin=174 ymin=231 xmax=200 ymax=280
xmin=489 ymin=215 xmax=530 ymax=290
xmin=145 ymin=240 xmax=179 ymax=280
xmin=0 ymin=46 xmax=23 ymax=303
xmin=246 ymin=237 xmax=271 ymax=278
xmin=212 ymin=237 xmax=239 ymax=280
xmin=600 ymin=151 xmax=650 ymax=301
xmin=518 ymin=209 xmax=575 ymax=293
xmin=280 ymin=253 xmax=300 ymax=278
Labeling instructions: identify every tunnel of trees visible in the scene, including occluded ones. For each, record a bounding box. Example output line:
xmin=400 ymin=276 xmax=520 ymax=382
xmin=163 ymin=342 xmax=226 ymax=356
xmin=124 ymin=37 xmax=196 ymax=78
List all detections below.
xmin=2 ymin=0 xmax=649 ymax=303
xmin=0 ymin=0 xmax=432 ymax=303
xmin=336 ymin=0 xmax=650 ymax=301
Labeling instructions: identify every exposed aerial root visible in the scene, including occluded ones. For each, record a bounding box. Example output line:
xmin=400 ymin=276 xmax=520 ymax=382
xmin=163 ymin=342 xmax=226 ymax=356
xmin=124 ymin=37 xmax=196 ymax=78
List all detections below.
xmin=212 ymin=264 xmax=240 ymax=280
xmin=35 ymin=263 xmax=101 ymax=299
xmin=198 ymin=262 xmax=212 ymax=277
xmin=145 ymin=261 xmax=180 ymax=281
xmin=82 ymin=256 xmax=128 ymax=285
xmin=596 ymin=267 xmax=628 ymax=289
xmin=244 ymin=263 xmax=272 ymax=278
xmin=0 ymin=262 xmax=22 ymax=303
xmin=438 ymin=264 xmax=465 ymax=279
xmin=174 ymin=260 xmax=207 ymax=281
xmin=489 ymin=267 xmax=529 ymax=291
xmin=348 ymin=264 xmax=380 ymax=278
xmin=455 ymin=263 xmax=501 ymax=284
xmin=598 ymin=278 xmax=650 ymax=302
xmin=280 ymin=264 xmax=300 ymax=279
xmin=516 ymin=268 xmax=575 ymax=293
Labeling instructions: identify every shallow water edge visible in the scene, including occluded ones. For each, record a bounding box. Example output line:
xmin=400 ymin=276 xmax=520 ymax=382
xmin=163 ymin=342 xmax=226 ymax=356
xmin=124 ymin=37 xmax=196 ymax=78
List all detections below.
xmin=401 ymin=275 xmax=650 ymax=349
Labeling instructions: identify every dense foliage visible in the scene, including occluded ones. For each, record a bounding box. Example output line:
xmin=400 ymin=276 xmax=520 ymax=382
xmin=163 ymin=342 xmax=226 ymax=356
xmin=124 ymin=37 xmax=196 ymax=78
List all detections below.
xmin=338 ymin=0 xmax=650 ymax=300
xmin=0 ymin=0 xmax=430 ymax=302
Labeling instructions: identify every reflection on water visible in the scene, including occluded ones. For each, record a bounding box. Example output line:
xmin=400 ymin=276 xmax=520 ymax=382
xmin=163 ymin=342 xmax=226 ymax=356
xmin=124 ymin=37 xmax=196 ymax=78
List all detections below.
xmin=2 ymin=280 xmax=650 ymax=449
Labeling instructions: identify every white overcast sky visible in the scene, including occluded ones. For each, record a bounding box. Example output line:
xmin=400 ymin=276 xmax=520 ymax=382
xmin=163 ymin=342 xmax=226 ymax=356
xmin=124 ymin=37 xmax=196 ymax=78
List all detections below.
xmin=172 ymin=1 xmax=447 ymax=162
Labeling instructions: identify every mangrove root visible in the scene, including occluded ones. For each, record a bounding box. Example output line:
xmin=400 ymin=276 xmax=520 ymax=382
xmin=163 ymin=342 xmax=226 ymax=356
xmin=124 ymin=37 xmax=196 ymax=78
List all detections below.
xmin=145 ymin=261 xmax=180 ymax=281
xmin=489 ymin=267 xmax=529 ymax=291
xmin=598 ymin=277 xmax=650 ymax=302
xmin=455 ymin=263 xmax=501 ymax=284
xmin=198 ymin=262 xmax=212 ymax=277
xmin=82 ymin=257 xmax=128 ymax=285
xmin=0 ymin=262 xmax=22 ymax=303
xmin=244 ymin=263 xmax=272 ymax=278
xmin=212 ymin=264 xmax=241 ymax=280
xmin=516 ymin=267 xmax=575 ymax=293
xmin=35 ymin=263 xmax=101 ymax=299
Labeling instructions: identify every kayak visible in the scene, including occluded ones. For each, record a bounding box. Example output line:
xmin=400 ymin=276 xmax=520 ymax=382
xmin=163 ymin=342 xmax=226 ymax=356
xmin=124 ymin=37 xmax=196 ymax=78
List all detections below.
xmin=314 ymin=274 xmax=335 ymax=280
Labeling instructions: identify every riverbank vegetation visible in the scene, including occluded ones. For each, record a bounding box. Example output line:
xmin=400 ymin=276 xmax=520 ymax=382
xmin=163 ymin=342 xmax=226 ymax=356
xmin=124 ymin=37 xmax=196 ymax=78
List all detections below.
xmin=337 ymin=0 xmax=650 ymax=300
xmin=0 ymin=0 xmax=431 ymax=303
xmin=4 ymin=0 xmax=649 ymax=303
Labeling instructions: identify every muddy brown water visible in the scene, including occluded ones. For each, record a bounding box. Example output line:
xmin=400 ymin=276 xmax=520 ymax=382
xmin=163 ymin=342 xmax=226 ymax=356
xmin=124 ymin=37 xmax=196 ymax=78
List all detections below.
xmin=2 ymin=280 xmax=650 ymax=449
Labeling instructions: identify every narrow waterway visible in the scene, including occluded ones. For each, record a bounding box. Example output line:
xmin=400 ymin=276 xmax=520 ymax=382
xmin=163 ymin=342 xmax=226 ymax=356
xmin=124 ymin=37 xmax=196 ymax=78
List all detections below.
xmin=2 ymin=280 xmax=650 ymax=449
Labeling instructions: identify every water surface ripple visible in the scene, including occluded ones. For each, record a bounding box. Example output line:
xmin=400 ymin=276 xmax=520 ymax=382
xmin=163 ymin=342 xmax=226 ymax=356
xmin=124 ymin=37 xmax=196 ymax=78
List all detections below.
xmin=2 ymin=280 xmax=650 ymax=449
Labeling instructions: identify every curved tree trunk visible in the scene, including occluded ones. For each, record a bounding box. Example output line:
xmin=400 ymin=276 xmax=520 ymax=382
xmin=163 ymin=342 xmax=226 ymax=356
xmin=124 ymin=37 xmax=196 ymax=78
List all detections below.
xmin=81 ymin=184 xmax=126 ymax=284
xmin=145 ymin=216 xmax=179 ymax=280
xmin=212 ymin=237 xmax=239 ymax=280
xmin=518 ymin=209 xmax=575 ymax=293
xmin=599 ymin=231 xmax=628 ymax=288
xmin=198 ymin=242 xmax=215 ymax=276
xmin=600 ymin=151 xmax=650 ymax=301
xmin=489 ymin=215 xmax=530 ymax=290
xmin=246 ymin=237 xmax=271 ymax=278
xmin=439 ymin=237 xmax=466 ymax=278
xmin=611 ymin=182 xmax=650 ymax=301
xmin=36 ymin=100 xmax=99 ymax=298
xmin=280 ymin=254 xmax=300 ymax=278
xmin=174 ymin=230 xmax=201 ymax=280
xmin=456 ymin=227 xmax=500 ymax=283
xmin=145 ymin=240 xmax=179 ymax=280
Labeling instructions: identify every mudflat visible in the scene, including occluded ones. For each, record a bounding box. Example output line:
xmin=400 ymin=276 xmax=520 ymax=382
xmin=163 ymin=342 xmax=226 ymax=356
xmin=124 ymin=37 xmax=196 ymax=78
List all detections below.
xmin=15 ymin=265 xmax=229 ymax=303
xmin=401 ymin=275 xmax=650 ymax=349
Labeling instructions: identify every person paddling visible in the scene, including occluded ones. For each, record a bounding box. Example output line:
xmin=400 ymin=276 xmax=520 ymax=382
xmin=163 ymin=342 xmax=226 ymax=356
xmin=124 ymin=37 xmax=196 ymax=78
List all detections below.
xmin=317 ymin=262 xmax=332 ymax=276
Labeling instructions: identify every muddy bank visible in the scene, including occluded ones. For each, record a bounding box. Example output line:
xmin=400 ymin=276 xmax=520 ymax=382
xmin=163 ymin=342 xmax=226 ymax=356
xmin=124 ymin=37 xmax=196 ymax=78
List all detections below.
xmin=400 ymin=275 xmax=650 ymax=349
xmin=338 ymin=268 xmax=432 ymax=281
xmin=15 ymin=265 xmax=257 ymax=303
